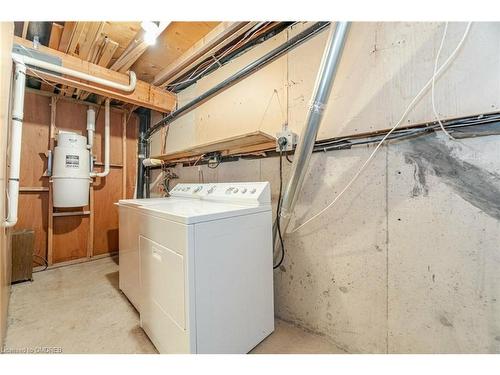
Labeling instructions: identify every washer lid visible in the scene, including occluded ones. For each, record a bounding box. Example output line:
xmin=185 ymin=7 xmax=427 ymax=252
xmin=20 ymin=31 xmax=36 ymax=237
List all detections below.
xmin=137 ymin=198 xmax=271 ymax=224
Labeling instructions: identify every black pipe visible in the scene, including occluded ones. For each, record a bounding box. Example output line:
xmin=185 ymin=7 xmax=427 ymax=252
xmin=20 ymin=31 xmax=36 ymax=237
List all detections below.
xmin=146 ymin=21 xmax=331 ymax=139
xmin=136 ymin=109 xmax=150 ymax=198
xmin=147 ymin=112 xmax=500 ymax=169
xmin=171 ymin=22 xmax=294 ymax=93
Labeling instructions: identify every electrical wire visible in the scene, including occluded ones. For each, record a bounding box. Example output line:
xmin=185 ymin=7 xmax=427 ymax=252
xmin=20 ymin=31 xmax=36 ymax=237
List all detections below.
xmin=165 ymin=23 xmax=270 ymax=89
xmin=273 ymin=148 xmax=285 ymax=269
xmin=432 ymin=22 xmax=456 ymax=140
xmin=285 ymin=151 xmax=293 ymax=163
xmin=33 ymin=254 xmax=48 ymax=273
xmin=290 ymin=21 xmax=473 ymax=234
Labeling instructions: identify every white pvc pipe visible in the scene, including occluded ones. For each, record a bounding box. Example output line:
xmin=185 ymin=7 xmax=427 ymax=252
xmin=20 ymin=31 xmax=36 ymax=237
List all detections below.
xmin=4 ymin=61 xmax=27 ymax=227
xmin=3 ymin=53 xmax=121 ymax=227
xmin=87 ymin=107 xmax=95 ymax=150
xmin=12 ymin=53 xmax=137 ymax=93
xmin=87 ymin=107 xmax=96 ymax=174
xmin=90 ymin=98 xmax=110 ymax=178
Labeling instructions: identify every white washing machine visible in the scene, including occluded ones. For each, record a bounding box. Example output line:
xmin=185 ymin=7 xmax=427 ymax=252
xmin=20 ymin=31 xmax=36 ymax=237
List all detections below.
xmin=117 ymin=182 xmax=274 ymax=353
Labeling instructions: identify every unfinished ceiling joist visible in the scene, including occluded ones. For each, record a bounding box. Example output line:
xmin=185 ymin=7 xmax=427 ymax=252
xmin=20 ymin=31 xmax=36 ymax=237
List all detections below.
xmin=111 ymin=23 xmax=170 ymax=73
xmin=152 ymin=22 xmax=251 ymax=87
xmin=14 ymin=36 xmax=176 ymax=113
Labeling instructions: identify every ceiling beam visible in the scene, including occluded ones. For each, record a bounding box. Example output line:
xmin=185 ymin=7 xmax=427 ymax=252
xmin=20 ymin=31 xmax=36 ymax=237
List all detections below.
xmin=79 ymin=37 xmax=119 ymax=101
xmin=152 ymin=22 xmax=251 ymax=87
xmin=15 ymin=36 xmax=176 ymax=113
xmin=110 ymin=23 xmax=170 ymax=73
xmin=57 ymin=21 xmax=77 ymax=53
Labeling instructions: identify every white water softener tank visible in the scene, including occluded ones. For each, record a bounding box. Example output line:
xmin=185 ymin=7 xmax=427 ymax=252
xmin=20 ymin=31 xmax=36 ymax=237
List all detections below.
xmin=52 ymin=132 xmax=90 ymax=207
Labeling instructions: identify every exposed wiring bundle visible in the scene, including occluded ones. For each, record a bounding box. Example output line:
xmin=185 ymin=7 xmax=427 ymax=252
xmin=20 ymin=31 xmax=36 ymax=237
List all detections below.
xmin=290 ymin=21 xmax=473 ymax=234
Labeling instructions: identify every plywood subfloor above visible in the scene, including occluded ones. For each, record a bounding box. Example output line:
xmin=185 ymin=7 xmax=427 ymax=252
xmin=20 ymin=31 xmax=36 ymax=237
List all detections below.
xmin=152 ymin=131 xmax=276 ymax=163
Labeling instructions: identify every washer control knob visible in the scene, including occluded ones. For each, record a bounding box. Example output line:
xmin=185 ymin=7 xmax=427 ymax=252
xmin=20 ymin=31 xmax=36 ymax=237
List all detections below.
xmin=193 ymin=186 xmax=202 ymax=193
xmin=241 ymin=188 xmax=247 ymax=194
xmin=207 ymin=186 xmax=215 ymax=194
xmin=225 ymin=187 xmax=234 ymax=194
xmin=250 ymin=188 xmax=257 ymax=194
xmin=233 ymin=188 xmax=239 ymax=193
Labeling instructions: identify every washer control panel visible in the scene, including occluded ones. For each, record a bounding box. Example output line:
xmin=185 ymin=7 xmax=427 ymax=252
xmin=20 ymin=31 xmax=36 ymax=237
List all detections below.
xmin=170 ymin=182 xmax=270 ymax=205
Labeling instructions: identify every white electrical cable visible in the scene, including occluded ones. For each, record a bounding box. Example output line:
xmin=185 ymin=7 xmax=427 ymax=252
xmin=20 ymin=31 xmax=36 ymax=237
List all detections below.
xmin=431 ymin=23 xmax=457 ymax=140
xmin=290 ymin=22 xmax=473 ymax=234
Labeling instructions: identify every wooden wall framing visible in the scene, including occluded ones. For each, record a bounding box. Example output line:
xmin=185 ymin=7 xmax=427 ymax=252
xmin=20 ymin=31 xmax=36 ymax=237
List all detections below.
xmin=14 ymin=90 xmax=138 ymax=267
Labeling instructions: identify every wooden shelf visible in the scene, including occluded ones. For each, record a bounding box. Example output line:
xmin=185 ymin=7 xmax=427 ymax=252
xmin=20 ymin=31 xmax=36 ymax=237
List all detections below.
xmin=152 ymin=131 xmax=276 ymax=163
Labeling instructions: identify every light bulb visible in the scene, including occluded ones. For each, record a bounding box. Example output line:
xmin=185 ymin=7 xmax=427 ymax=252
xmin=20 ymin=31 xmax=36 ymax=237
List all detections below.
xmin=144 ymin=32 xmax=157 ymax=46
xmin=141 ymin=21 xmax=160 ymax=46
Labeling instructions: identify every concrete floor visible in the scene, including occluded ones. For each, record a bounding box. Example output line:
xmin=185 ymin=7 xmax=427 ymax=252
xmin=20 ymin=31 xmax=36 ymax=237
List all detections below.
xmin=5 ymin=257 xmax=345 ymax=354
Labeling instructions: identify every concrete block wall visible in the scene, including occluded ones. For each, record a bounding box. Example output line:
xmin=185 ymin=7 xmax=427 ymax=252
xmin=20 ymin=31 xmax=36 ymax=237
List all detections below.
xmin=150 ymin=132 xmax=500 ymax=353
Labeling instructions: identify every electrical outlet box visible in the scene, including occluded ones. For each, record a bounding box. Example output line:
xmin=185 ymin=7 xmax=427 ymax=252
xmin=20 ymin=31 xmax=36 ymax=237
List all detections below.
xmin=275 ymin=130 xmax=297 ymax=152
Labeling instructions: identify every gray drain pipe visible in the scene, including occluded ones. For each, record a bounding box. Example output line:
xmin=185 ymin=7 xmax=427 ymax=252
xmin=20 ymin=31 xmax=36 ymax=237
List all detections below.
xmin=275 ymin=22 xmax=350 ymax=248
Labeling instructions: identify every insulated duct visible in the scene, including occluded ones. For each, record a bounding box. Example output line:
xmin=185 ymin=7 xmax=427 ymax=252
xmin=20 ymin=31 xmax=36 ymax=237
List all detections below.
xmin=275 ymin=22 xmax=350 ymax=248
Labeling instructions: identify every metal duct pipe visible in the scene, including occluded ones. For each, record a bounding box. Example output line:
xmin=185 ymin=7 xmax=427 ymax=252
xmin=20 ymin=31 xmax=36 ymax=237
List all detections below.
xmin=275 ymin=22 xmax=350 ymax=247
xmin=146 ymin=22 xmax=330 ymax=139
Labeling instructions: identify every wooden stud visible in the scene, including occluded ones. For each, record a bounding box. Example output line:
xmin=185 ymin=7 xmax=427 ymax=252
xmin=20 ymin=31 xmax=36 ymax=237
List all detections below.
xmin=48 ymin=23 xmax=64 ymax=49
xmin=21 ymin=22 xmax=29 ymax=39
xmin=78 ymin=22 xmax=104 ymax=61
xmin=79 ymin=37 xmax=119 ymax=101
xmin=47 ymin=96 xmax=57 ymax=266
xmin=58 ymin=22 xmax=77 ymax=53
xmin=73 ymin=22 xmax=106 ymax=99
xmin=63 ymin=22 xmax=88 ymax=97
xmin=15 ymin=36 xmax=176 ymax=112
xmin=53 ymin=211 xmax=91 ymax=217
xmin=19 ymin=187 xmax=49 ymax=192
xmin=110 ymin=24 xmax=170 ymax=74
xmin=25 ymin=87 xmax=127 ymax=114
xmin=97 ymin=38 xmax=119 ymax=67
xmin=67 ymin=22 xmax=86 ymax=56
